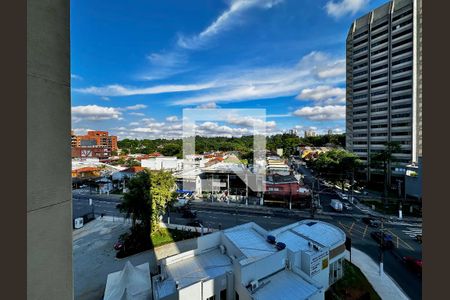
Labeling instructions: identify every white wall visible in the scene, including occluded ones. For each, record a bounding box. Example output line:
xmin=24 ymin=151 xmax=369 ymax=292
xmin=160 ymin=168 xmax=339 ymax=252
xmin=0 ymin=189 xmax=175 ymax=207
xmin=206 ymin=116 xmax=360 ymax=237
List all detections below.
xmin=240 ymin=250 xmax=287 ymax=286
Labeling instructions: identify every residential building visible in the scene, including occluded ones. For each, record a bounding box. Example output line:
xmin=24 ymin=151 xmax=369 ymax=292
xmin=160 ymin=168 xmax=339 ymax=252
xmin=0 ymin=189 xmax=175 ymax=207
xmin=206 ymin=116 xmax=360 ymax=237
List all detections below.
xmin=71 ymin=166 xmax=101 ymax=178
xmin=112 ymin=166 xmax=146 ymax=182
xmin=345 ymin=0 xmax=422 ymax=186
xmin=152 ymin=220 xmax=346 ymax=300
xmin=71 ymin=130 xmax=118 ymax=158
xmin=304 ymin=130 xmax=317 ymax=138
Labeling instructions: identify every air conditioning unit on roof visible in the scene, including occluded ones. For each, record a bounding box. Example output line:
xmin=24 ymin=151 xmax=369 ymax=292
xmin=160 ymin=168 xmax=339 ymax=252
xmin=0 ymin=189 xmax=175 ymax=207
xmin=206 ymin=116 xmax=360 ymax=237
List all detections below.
xmin=250 ymin=280 xmax=259 ymax=291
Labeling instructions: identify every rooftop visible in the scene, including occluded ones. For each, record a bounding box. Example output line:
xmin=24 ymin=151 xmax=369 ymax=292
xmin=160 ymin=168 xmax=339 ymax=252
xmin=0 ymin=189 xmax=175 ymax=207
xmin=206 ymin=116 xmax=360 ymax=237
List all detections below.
xmin=224 ymin=224 xmax=276 ymax=265
xmin=155 ymin=249 xmax=232 ymax=299
xmin=272 ymin=220 xmax=346 ymax=250
xmin=251 ymin=270 xmax=320 ymax=300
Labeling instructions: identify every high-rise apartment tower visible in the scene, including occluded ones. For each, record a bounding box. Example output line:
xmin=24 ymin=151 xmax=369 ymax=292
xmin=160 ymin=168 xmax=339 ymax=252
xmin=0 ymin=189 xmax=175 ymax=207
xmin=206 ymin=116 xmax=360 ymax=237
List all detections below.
xmin=345 ymin=0 xmax=422 ymax=185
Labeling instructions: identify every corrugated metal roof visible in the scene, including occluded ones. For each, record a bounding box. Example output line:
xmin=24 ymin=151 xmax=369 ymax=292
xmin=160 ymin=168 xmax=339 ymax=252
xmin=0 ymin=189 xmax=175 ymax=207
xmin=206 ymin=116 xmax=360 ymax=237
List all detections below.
xmin=252 ymin=270 xmax=319 ymax=300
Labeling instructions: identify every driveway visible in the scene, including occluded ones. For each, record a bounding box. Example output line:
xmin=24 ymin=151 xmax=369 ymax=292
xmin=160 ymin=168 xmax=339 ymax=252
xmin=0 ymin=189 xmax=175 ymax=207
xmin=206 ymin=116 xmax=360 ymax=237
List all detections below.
xmin=73 ymin=217 xmax=198 ymax=300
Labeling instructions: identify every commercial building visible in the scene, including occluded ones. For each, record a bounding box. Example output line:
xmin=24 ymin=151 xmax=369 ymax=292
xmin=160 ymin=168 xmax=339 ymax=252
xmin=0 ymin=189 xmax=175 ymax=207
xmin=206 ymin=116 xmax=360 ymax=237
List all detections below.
xmin=141 ymin=156 xmax=183 ymax=171
xmin=152 ymin=220 xmax=346 ymax=300
xmin=345 ymin=0 xmax=422 ymax=185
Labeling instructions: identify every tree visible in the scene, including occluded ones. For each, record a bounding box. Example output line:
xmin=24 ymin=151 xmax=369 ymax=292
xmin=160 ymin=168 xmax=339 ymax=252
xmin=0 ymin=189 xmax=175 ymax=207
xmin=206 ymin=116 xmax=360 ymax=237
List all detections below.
xmin=370 ymin=141 xmax=402 ymax=203
xmin=312 ymin=149 xmax=362 ymax=190
xmin=117 ymin=170 xmax=151 ymax=231
xmin=149 ymin=171 xmax=176 ymax=231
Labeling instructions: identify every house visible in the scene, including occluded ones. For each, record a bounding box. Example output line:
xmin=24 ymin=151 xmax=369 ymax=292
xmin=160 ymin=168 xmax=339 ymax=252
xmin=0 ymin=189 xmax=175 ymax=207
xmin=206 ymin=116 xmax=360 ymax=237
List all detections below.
xmin=71 ymin=167 xmax=101 ymax=178
xmin=112 ymin=166 xmax=145 ymax=181
xmin=152 ymin=220 xmax=346 ymax=300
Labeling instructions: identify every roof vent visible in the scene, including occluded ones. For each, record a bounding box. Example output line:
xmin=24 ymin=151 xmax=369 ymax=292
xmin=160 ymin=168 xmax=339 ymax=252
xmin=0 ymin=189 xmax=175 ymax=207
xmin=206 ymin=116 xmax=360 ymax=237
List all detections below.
xmin=267 ymin=235 xmax=276 ymax=244
xmin=276 ymin=242 xmax=286 ymax=251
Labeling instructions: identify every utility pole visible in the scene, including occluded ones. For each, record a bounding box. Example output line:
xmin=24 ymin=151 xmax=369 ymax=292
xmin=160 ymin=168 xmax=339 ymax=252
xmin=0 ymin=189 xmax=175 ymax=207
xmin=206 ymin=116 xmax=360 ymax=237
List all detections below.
xmin=397 ymin=179 xmax=403 ymax=219
xmin=379 ymin=217 xmax=384 ymax=276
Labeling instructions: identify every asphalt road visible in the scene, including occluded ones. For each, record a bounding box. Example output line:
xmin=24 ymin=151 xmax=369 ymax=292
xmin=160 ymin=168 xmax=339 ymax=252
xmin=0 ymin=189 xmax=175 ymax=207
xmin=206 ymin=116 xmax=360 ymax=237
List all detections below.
xmin=72 ymin=190 xmax=124 ymax=218
xmin=72 ymin=184 xmax=422 ymax=300
xmin=164 ymin=205 xmax=422 ymax=300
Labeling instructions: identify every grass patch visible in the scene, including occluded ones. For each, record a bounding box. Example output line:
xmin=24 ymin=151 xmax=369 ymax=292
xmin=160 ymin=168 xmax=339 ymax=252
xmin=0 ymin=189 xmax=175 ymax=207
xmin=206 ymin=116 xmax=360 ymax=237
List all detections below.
xmin=151 ymin=227 xmax=200 ymax=248
xmin=116 ymin=225 xmax=200 ymax=258
xmin=326 ymin=260 xmax=381 ymax=300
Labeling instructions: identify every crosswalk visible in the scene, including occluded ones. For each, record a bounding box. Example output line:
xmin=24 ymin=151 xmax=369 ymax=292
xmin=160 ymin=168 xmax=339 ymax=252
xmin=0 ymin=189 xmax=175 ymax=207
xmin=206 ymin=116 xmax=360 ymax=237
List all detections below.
xmin=402 ymin=227 xmax=422 ymax=238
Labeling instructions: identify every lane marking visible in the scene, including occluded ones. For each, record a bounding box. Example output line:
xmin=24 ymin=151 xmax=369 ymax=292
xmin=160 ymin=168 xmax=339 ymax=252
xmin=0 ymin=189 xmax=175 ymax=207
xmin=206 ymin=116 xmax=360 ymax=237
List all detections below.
xmin=386 ymin=229 xmax=414 ymax=251
xmin=349 ymin=222 xmax=355 ymax=235
xmin=363 ymin=224 xmax=368 ymax=238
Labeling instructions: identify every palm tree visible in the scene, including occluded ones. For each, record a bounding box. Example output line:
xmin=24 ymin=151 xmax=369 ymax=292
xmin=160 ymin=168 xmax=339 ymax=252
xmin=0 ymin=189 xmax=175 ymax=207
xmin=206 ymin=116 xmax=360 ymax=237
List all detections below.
xmin=370 ymin=141 xmax=401 ymax=204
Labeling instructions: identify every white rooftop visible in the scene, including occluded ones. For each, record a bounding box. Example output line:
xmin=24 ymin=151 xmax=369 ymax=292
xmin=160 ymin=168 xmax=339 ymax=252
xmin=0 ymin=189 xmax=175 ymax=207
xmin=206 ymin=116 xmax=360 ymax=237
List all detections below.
xmin=156 ymin=249 xmax=232 ymax=299
xmin=224 ymin=225 xmax=276 ymax=264
xmin=203 ymin=162 xmax=247 ymax=173
xmin=252 ymin=270 xmax=320 ymax=300
xmin=272 ymin=220 xmax=345 ymax=250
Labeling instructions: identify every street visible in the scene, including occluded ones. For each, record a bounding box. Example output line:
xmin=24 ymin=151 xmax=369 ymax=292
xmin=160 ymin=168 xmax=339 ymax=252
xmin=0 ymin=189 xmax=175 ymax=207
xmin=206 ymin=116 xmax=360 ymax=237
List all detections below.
xmin=72 ymin=171 xmax=422 ymax=300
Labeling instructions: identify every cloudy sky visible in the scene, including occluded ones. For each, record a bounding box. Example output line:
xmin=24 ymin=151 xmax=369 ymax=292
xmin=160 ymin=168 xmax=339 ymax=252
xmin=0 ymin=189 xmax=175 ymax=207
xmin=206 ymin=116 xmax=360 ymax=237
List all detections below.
xmin=71 ymin=0 xmax=386 ymax=139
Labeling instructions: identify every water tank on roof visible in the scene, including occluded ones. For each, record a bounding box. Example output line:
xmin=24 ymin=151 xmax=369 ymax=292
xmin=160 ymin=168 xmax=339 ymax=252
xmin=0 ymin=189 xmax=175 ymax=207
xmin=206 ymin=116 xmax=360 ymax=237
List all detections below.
xmin=267 ymin=235 xmax=276 ymax=244
xmin=276 ymin=242 xmax=286 ymax=251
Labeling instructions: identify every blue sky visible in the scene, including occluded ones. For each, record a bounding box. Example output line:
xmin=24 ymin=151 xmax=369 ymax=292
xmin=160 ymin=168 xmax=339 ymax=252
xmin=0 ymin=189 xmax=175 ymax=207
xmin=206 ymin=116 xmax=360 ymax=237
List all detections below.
xmin=71 ymin=0 xmax=387 ymax=140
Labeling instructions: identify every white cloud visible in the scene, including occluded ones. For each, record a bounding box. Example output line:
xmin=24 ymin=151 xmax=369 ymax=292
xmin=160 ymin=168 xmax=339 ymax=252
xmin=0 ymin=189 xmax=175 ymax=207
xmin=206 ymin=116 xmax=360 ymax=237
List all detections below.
xmin=293 ymin=105 xmax=345 ymax=121
xmin=177 ymin=0 xmax=283 ymax=50
xmin=226 ymin=115 xmax=276 ymax=129
xmin=296 ymin=85 xmax=345 ymax=104
xmin=74 ymin=82 xmax=214 ymax=97
xmin=128 ymin=112 xmax=145 ymax=116
xmin=101 ymin=96 xmax=110 ymax=101
xmin=72 ymin=105 xmax=123 ymax=122
xmin=121 ymin=104 xmax=147 ymax=111
xmin=72 ymin=128 xmax=94 ymax=135
xmin=147 ymin=51 xmax=187 ymax=67
xmin=141 ymin=51 xmax=191 ymax=81
xmin=196 ymin=102 xmax=221 ymax=109
xmin=71 ymin=74 xmax=83 ymax=80
xmin=172 ymin=51 xmax=344 ymax=106
xmin=166 ymin=116 xmax=179 ymax=122
xmin=325 ymin=0 xmax=369 ymax=19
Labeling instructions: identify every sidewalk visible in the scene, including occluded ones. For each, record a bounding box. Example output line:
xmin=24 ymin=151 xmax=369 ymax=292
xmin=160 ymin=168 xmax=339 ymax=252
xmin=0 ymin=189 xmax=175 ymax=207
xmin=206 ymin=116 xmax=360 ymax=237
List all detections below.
xmin=346 ymin=248 xmax=409 ymax=300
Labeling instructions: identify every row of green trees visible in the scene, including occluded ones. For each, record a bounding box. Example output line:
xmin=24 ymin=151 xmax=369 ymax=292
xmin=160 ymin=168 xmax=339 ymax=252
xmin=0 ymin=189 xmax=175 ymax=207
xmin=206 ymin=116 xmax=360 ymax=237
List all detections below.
xmin=310 ymin=141 xmax=402 ymax=203
xmin=117 ymin=133 xmax=346 ymax=159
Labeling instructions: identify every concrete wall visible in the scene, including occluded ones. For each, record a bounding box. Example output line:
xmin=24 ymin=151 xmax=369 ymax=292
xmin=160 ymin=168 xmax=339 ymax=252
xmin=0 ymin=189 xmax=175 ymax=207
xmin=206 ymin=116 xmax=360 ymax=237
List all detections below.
xmin=27 ymin=0 xmax=72 ymax=299
xmin=240 ymin=250 xmax=286 ymax=285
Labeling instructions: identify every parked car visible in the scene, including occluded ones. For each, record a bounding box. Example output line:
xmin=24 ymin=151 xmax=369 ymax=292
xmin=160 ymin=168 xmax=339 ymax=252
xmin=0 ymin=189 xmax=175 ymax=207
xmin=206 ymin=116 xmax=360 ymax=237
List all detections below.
xmin=370 ymin=231 xmax=394 ymax=249
xmin=403 ymin=256 xmax=422 ymax=275
xmin=330 ymin=199 xmax=343 ymax=212
xmin=186 ymin=219 xmax=203 ymax=227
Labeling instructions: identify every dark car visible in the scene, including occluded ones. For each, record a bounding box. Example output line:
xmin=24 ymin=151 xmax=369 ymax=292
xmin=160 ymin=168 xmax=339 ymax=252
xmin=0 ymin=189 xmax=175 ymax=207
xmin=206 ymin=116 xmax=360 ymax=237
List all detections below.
xmin=370 ymin=231 xmax=394 ymax=249
xmin=403 ymin=256 xmax=422 ymax=275
xmin=182 ymin=209 xmax=197 ymax=219
xmin=186 ymin=219 xmax=203 ymax=227
xmin=362 ymin=217 xmax=381 ymax=228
